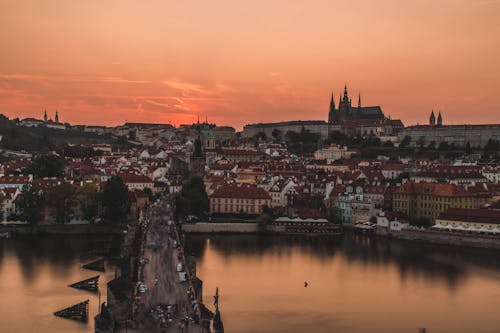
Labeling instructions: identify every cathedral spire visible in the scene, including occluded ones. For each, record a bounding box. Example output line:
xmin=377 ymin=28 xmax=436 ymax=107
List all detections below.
xmin=429 ymin=110 xmax=436 ymax=126
xmin=55 ymin=110 xmax=59 ymax=123
xmin=43 ymin=108 xmax=47 ymax=122
xmin=358 ymin=93 xmax=361 ymax=108
xmin=437 ymin=111 xmax=442 ymax=126
xmin=330 ymin=92 xmax=335 ymax=109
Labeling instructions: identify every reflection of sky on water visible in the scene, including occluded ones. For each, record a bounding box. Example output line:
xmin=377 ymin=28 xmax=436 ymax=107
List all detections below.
xmin=189 ymin=234 xmax=500 ymax=333
xmin=0 ymin=236 xmax=118 ymax=333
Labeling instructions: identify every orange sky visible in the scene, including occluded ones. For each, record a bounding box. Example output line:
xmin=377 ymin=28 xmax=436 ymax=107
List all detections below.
xmin=1 ymin=0 xmax=499 ymax=130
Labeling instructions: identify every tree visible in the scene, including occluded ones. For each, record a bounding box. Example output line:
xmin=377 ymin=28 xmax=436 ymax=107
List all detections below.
xmin=326 ymin=131 xmax=348 ymax=145
xmin=175 ymin=176 xmax=209 ymax=217
xmin=383 ymin=140 xmax=394 ymax=147
xmin=428 ymin=141 xmax=436 ymax=150
xmin=24 ymin=155 xmax=64 ymax=178
xmin=399 ymin=135 xmax=411 ymax=148
xmin=483 ymin=139 xmax=499 ymax=158
xmin=255 ymin=131 xmax=267 ymax=142
xmin=416 ymin=136 xmax=426 ymax=149
xmin=49 ymin=183 xmax=75 ymax=224
xmin=438 ymin=141 xmax=449 ymax=151
xmin=143 ymin=187 xmax=153 ymax=201
xmin=76 ymin=184 xmax=101 ymax=222
xmin=102 ymin=176 xmax=130 ymax=224
xmin=16 ymin=184 xmax=44 ymax=224
xmin=465 ymin=142 xmax=472 ymax=155
xmin=285 ymin=128 xmax=320 ymax=155
xmin=271 ymin=128 xmax=282 ymax=141
xmin=328 ymin=206 xmax=343 ymax=224
xmin=0 ymin=192 xmax=4 ymax=221
xmin=256 ymin=212 xmax=273 ymax=233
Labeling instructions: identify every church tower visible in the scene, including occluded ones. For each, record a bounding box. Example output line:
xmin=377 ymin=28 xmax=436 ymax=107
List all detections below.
xmin=55 ymin=110 xmax=59 ymax=123
xmin=437 ymin=111 xmax=442 ymax=126
xmin=328 ymin=93 xmax=336 ymax=123
xmin=339 ymin=85 xmax=352 ymax=116
xmin=43 ymin=108 xmax=48 ymax=122
xmin=429 ymin=110 xmax=436 ymax=126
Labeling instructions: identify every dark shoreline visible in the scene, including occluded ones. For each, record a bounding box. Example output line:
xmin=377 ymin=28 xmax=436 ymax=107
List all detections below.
xmin=1 ymin=223 xmax=124 ymax=236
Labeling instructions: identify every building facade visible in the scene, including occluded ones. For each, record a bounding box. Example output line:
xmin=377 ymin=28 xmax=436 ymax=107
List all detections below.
xmin=392 ymin=182 xmax=491 ymax=222
xmin=209 ymin=184 xmax=272 ymax=215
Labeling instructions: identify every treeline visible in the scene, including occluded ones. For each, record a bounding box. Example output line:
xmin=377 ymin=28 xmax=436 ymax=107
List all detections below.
xmin=0 ymin=114 xmax=127 ymax=152
xmin=12 ymin=176 xmax=131 ymax=225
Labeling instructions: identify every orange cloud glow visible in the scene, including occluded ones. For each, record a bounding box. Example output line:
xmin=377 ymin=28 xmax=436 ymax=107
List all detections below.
xmin=1 ymin=0 xmax=499 ymax=129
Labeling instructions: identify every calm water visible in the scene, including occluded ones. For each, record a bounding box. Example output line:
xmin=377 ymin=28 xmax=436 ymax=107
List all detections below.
xmin=0 ymin=236 xmax=117 ymax=333
xmin=189 ymin=234 xmax=500 ymax=333
xmin=2 ymin=234 xmax=500 ymax=333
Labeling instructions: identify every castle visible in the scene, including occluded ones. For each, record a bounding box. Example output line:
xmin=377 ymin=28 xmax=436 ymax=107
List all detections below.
xmin=328 ymin=85 xmax=385 ymax=124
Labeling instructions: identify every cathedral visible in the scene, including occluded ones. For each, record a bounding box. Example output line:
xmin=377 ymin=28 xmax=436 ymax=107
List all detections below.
xmin=328 ymin=85 xmax=385 ymax=124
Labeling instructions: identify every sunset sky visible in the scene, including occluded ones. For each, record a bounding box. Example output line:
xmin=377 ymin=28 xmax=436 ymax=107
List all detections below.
xmin=1 ymin=0 xmax=499 ymax=129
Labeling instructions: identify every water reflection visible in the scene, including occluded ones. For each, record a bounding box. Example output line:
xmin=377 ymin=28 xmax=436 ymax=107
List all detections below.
xmin=0 ymin=236 xmax=117 ymax=333
xmin=189 ymin=233 xmax=500 ymax=333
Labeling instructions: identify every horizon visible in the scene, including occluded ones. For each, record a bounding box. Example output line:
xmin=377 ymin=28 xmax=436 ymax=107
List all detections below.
xmin=1 ymin=0 xmax=499 ymax=130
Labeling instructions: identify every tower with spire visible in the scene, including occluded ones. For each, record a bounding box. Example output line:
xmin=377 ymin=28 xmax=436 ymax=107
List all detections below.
xmin=328 ymin=93 xmax=336 ymax=123
xmin=437 ymin=111 xmax=442 ymax=126
xmin=43 ymin=108 xmax=48 ymax=122
xmin=429 ymin=110 xmax=436 ymax=126
xmin=55 ymin=110 xmax=59 ymax=124
xmin=327 ymin=83 xmax=385 ymax=124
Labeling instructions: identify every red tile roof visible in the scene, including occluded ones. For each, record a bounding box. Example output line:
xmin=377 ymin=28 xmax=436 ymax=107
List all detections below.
xmin=438 ymin=208 xmax=500 ymax=224
xmin=210 ymin=184 xmax=271 ymax=200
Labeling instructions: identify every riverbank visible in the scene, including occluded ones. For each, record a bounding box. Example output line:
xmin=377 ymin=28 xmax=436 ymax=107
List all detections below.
xmin=1 ymin=223 xmax=124 ymax=235
xmin=386 ymin=228 xmax=500 ymax=250
xmin=182 ymin=222 xmax=259 ymax=234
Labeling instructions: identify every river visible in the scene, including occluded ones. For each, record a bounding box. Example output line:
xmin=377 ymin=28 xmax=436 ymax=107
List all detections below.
xmin=1 ymin=234 xmax=500 ymax=333
xmin=188 ymin=234 xmax=500 ymax=333
xmin=0 ymin=235 xmax=117 ymax=333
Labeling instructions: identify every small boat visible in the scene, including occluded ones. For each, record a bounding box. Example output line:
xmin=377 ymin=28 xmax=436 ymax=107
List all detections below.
xmin=0 ymin=231 xmax=10 ymax=239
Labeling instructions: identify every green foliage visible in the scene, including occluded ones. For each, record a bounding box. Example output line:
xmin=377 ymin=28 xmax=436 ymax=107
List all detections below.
xmin=61 ymin=145 xmax=101 ymax=158
xmin=256 ymin=212 xmax=273 ymax=232
xmin=0 ymin=114 xmax=126 ymax=152
xmin=328 ymin=206 xmax=343 ymax=224
xmin=383 ymin=140 xmax=394 ymax=147
xmin=285 ymin=128 xmax=320 ymax=155
xmin=102 ymin=176 xmax=130 ymax=224
xmin=175 ymin=176 xmax=209 ymax=217
xmin=465 ymin=142 xmax=472 ymax=155
xmin=16 ymin=184 xmax=44 ymax=224
xmin=438 ymin=141 xmax=449 ymax=151
xmin=255 ymin=131 xmax=267 ymax=141
xmin=483 ymin=139 xmax=499 ymax=158
xmin=325 ymin=131 xmax=348 ymax=145
xmin=271 ymin=128 xmax=282 ymax=141
xmin=0 ymin=192 xmax=4 ymax=220
xmin=417 ymin=136 xmax=426 ymax=149
xmin=399 ymin=135 xmax=411 ymax=148
xmin=143 ymin=187 xmax=153 ymax=201
xmin=76 ymin=184 xmax=101 ymax=222
xmin=24 ymin=155 xmax=65 ymax=178
xmin=49 ymin=183 xmax=76 ymax=224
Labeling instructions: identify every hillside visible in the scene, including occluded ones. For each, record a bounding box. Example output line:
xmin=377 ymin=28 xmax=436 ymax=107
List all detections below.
xmin=0 ymin=114 xmax=125 ymax=152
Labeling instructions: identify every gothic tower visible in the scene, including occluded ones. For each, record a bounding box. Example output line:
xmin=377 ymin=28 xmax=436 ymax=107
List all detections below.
xmin=55 ymin=110 xmax=59 ymax=123
xmin=429 ymin=110 xmax=436 ymax=126
xmin=43 ymin=108 xmax=48 ymax=122
xmin=437 ymin=111 xmax=442 ymax=126
xmin=328 ymin=93 xmax=336 ymax=123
